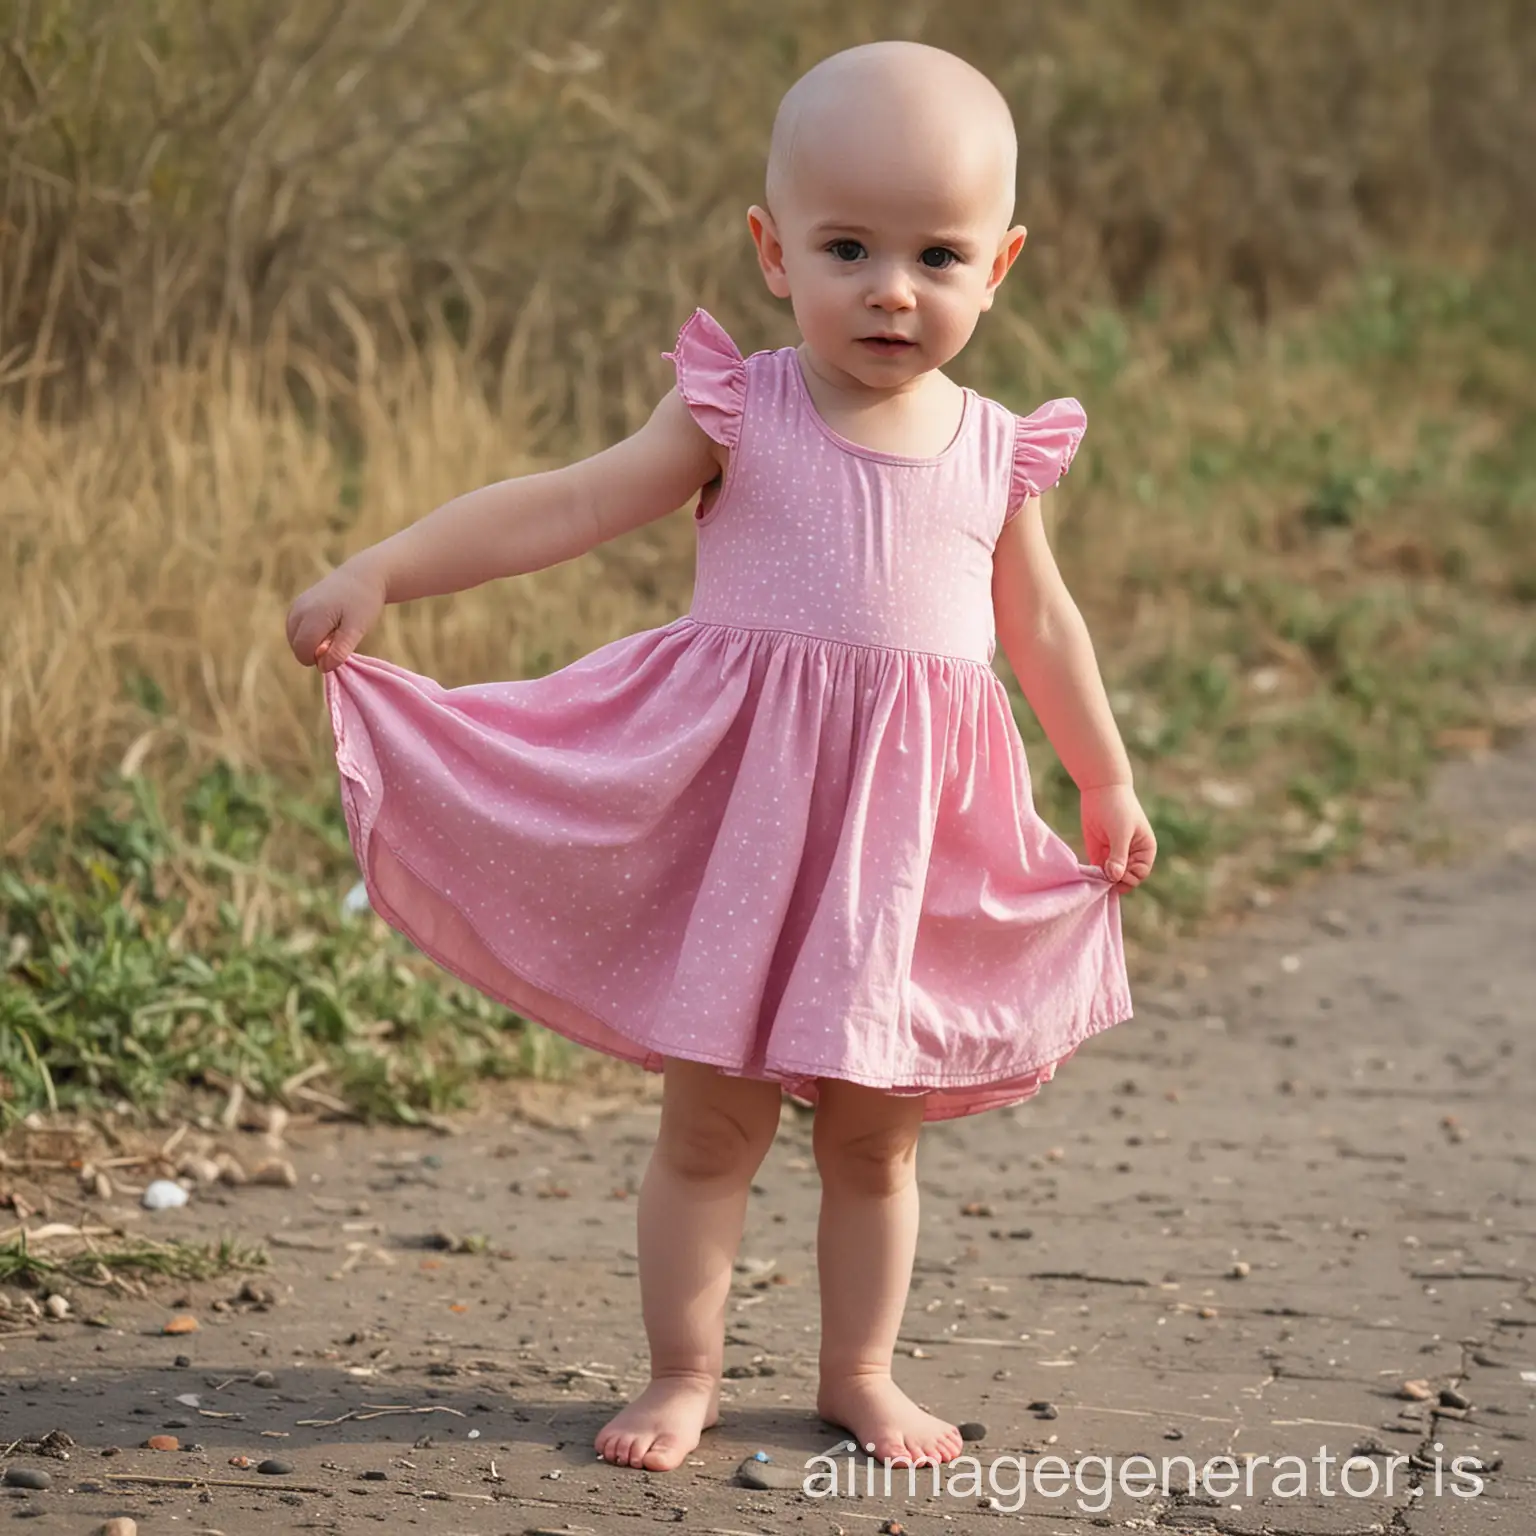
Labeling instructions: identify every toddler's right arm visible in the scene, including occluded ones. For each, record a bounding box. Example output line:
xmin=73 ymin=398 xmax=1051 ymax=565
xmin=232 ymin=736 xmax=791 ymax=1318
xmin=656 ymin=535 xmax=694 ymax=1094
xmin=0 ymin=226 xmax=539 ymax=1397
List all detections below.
xmin=286 ymin=389 xmax=722 ymax=670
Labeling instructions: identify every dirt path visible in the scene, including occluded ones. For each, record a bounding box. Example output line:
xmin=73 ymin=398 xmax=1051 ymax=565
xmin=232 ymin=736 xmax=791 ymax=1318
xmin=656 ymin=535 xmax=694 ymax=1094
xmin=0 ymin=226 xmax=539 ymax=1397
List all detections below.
xmin=3 ymin=737 xmax=1533 ymax=1535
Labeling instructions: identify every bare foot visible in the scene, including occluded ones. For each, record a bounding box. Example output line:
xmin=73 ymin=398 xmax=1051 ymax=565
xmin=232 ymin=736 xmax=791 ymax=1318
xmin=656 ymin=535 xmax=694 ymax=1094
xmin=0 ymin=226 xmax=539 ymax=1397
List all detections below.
xmin=817 ymin=1373 xmax=965 ymax=1467
xmin=595 ymin=1375 xmax=720 ymax=1470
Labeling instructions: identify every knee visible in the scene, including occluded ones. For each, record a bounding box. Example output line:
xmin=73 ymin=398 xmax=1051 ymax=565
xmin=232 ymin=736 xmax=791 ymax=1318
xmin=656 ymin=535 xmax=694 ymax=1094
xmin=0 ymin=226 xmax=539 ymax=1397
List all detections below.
xmin=657 ymin=1103 xmax=775 ymax=1184
xmin=813 ymin=1119 xmax=920 ymax=1198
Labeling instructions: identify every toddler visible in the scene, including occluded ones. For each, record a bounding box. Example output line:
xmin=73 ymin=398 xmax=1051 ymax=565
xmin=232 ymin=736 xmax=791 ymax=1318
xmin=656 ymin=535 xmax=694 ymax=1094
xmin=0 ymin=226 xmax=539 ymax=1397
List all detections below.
xmin=287 ymin=40 xmax=1156 ymax=1474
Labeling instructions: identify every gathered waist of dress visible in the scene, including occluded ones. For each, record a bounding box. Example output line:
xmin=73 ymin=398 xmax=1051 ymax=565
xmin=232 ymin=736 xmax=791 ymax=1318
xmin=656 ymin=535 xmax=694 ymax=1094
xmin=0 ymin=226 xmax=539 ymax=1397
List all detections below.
xmin=677 ymin=613 xmax=997 ymax=671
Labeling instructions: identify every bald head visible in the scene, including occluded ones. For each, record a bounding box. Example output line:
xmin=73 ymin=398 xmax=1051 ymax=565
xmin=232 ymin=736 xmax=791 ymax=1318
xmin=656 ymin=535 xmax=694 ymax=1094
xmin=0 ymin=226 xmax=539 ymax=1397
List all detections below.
xmin=765 ymin=42 xmax=1017 ymax=230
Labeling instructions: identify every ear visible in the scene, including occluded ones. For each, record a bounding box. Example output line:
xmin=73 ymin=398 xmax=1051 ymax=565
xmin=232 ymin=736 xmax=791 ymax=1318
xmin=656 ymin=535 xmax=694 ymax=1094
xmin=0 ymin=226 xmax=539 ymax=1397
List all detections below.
xmin=979 ymin=224 xmax=1027 ymax=312
xmin=748 ymin=205 xmax=792 ymax=299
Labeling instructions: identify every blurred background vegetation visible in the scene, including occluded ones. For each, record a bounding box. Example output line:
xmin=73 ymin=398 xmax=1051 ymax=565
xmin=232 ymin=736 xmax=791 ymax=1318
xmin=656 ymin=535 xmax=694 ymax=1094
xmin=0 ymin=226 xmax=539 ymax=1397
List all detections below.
xmin=2 ymin=0 xmax=1533 ymax=1124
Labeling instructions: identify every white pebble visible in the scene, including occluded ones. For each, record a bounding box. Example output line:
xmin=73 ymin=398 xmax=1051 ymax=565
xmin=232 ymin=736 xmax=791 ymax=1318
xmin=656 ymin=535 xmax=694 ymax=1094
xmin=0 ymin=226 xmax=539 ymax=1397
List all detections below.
xmin=142 ymin=1179 xmax=190 ymax=1211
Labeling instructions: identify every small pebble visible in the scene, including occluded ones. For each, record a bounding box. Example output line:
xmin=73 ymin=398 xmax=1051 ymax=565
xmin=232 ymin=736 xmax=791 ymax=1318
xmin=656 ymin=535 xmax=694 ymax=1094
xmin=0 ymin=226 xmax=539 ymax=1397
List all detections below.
xmin=1230 ymin=1261 xmax=1251 ymax=1278
xmin=2 ymin=1468 xmax=51 ymax=1491
xmin=958 ymin=1421 xmax=987 ymax=1442
xmin=736 ymin=1457 xmax=802 ymax=1490
xmin=173 ymin=1354 xmax=191 ymax=1368
xmin=251 ymin=1370 xmax=277 ymax=1388
xmin=228 ymin=1456 xmax=253 ymax=1470
xmin=257 ymin=1459 xmax=294 ymax=1476
xmin=141 ymin=1179 xmax=190 ymax=1211
xmin=1399 ymin=1379 xmax=1434 ymax=1401
xmin=145 ymin=1436 xmax=179 ymax=1452
xmin=43 ymin=1294 xmax=69 ymax=1320
xmin=97 ymin=1520 xmax=137 ymax=1536
xmin=360 ymin=1470 xmax=388 ymax=1481
xmin=162 ymin=1314 xmax=199 ymax=1335
xmin=1439 ymin=1385 xmax=1472 ymax=1410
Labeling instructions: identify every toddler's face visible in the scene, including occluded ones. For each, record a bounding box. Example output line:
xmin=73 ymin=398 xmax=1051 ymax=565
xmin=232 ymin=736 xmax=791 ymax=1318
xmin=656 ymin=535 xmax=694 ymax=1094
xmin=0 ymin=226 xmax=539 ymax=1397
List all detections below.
xmin=761 ymin=161 xmax=1017 ymax=389
xmin=749 ymin=45 xmax=1023 ymax=392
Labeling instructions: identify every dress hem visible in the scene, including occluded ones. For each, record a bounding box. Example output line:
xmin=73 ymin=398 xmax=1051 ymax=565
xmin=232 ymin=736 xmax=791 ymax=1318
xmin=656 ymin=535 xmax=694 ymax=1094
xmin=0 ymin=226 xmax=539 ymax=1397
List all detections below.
xmin=329 ymin=684 xmax=1133 ymax=1124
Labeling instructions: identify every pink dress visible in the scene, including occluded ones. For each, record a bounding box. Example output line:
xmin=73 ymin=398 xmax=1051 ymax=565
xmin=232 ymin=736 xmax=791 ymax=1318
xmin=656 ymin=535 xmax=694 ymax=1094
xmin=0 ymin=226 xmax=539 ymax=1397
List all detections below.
xmin=322 ymin=310 xmax=1132 ymax=1121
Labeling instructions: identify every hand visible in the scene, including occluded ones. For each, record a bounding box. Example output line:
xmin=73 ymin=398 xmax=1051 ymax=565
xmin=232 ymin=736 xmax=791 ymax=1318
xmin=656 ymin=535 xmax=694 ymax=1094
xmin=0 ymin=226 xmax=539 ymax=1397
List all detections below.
xmin=1079 ymin=783 xmax=1156 ymax=894
xmin=285 ymin=556 xmax=387 ymax=673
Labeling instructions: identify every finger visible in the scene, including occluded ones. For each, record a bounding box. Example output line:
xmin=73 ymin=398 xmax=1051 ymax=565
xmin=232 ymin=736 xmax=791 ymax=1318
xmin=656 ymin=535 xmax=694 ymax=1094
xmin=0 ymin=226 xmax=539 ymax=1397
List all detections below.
xmin=315 ymin=628 xmax=348 ymax=670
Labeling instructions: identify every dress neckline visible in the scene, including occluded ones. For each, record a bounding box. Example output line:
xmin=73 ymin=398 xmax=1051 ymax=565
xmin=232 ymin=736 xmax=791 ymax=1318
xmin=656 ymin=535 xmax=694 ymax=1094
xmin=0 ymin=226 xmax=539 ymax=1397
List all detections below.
xmin=788 ymin=349 xmax=973 ymax=467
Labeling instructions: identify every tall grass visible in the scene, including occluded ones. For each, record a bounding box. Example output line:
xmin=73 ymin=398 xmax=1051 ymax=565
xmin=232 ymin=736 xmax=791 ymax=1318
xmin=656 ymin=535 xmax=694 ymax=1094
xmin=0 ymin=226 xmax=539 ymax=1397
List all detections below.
xmin=4 ymin=1 xmax=1533 ymax=422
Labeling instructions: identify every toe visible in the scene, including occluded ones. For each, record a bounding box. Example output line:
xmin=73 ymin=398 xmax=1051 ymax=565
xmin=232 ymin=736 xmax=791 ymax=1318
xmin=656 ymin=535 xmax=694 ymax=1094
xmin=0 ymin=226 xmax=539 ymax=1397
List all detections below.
xmin=643 ymin=1433 xmax=687 ymax=1472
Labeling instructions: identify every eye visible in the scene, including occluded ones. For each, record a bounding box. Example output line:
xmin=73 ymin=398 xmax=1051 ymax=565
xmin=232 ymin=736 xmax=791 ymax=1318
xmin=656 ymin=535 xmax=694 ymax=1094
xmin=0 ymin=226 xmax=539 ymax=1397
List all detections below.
xmin=826 ymin=239 xmax=865 ymax=262
xmin=920 ymin=246 xmax=961 ymax=270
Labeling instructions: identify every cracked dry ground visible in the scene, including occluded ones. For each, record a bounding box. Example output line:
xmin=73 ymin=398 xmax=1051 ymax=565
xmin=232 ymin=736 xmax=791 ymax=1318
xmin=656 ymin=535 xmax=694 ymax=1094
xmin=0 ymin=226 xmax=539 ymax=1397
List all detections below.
xmin=2 ymin=734 xmax=1533 ymax=1536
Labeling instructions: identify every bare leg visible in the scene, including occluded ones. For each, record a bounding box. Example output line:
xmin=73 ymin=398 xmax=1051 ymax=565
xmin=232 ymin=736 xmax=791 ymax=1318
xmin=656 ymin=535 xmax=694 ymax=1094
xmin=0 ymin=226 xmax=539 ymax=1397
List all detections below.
xmin=812 ymin=1079 xmax=963 ymax=1467
xmin=595 ymin=1058 xmax=781 ymax=1470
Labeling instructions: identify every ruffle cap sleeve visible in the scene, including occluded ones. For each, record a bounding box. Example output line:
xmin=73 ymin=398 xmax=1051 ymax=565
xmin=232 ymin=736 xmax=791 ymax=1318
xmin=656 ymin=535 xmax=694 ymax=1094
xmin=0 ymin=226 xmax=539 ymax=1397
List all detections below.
xmin=1007 ymin=397 xmax=1087 ymax=518
xmin=662 ymin=309 xmax=746 ymax=449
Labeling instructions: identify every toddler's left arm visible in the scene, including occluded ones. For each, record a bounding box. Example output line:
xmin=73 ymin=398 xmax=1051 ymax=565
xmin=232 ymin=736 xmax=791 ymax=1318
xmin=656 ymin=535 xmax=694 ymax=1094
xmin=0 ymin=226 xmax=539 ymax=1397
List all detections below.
xmin=992 ymin=497 xmax=1156 ymax=893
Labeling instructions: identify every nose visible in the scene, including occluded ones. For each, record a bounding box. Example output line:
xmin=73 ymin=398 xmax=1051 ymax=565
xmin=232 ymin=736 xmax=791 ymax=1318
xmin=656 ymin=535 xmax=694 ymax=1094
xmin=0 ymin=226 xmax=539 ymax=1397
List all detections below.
xmin=865 ymin=261 xmax=916 ymax=311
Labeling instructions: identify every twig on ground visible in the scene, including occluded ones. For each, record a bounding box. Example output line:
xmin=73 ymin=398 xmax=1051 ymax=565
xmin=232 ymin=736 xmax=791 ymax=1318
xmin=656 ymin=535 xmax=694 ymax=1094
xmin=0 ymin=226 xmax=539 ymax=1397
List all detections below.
xmin=294 ymin=1404 xmax=467 ymax=1428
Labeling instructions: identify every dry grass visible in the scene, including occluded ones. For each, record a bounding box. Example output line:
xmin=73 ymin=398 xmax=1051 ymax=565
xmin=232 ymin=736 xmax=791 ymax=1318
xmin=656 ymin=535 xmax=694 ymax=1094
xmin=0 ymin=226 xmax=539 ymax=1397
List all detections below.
xmin=3 ymin=2 xmax=1533 ymax=422
xmin=0 ymin=328 xmax=693 ymax=852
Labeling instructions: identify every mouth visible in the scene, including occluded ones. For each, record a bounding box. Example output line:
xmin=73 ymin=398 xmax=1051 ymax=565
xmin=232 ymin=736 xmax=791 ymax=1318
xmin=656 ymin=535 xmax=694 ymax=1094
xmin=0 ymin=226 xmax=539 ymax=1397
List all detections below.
xmin=857 ymin=336 xmax=917 ymax=355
